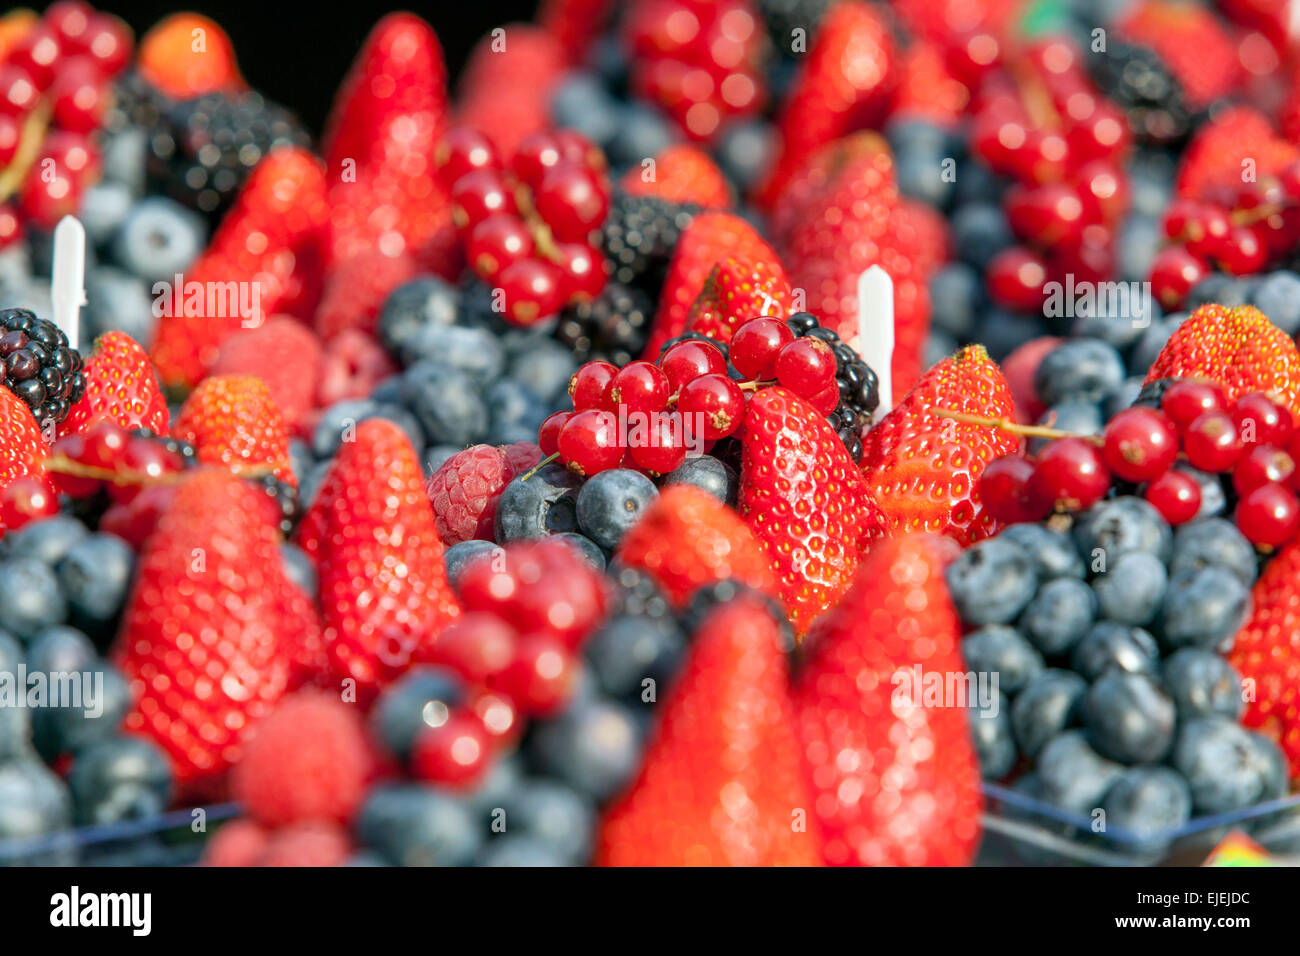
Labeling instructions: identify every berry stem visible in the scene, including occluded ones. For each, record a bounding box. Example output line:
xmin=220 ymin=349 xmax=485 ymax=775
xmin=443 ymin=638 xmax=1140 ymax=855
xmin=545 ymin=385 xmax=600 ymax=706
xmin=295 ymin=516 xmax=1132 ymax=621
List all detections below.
xmin=932 ymin=408 xmax=1101 ymax=443
xmin=518 ymin=451 xmax=561 ymax=482
xmin=42 ymin=455 xmax=282 ymax=485
xmin=0 ymin=104 xmax=51 ymax=201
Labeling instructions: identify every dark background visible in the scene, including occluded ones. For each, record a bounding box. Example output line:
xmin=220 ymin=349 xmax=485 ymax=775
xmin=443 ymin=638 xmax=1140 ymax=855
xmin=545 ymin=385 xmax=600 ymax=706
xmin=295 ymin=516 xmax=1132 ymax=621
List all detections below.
xmin=102 ymin=1 xmax=542 ymax=133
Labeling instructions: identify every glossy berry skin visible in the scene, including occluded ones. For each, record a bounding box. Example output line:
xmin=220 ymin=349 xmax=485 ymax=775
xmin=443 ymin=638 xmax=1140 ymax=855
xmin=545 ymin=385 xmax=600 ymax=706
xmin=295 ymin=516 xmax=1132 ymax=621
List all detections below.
xmin=730 ymin=317 xmax=793 ymax=380
xmin=608 ymin=361 xmax=669 ymax=415
xmin=436 ymin=127 xmax=500 ymax=185
xmin=511 ymin=130 xmax=567 ymax=188
xmin=552 ymin=242 xmax=606 ymax=302
xmin=498 ymin=258 xmax=565 ymax=326
xmin=1183 ymin=411 xmax=1244 ymax=473
xmin=1217 ymin=226 xmax=1268 ymax=276
xmin=0 ymin=65 xmax=40 ymax=117
xmin=49 ymin=57 xmax=106 ymax=134
xmin=986 ymin=246 xmax=1047 ymax=311
xmin=0 ymin=113 xmax=19 ymax=167
xmin=0 ymin=474 xmax=58 ymax=530
xmin=658 ymin=339 xmax=727 ymax=392
xmin=411 ymin=711 xmax=493 ymax=789
xmin=535 ymin=161 xmax=609 ymax=242
xmin=980 ymin=454 xmax=1049 ymax=524
xmin=450 ymin=169 xmax=516 ymax=232
xmin=1233 ymin=446 xmax=1296 ymax=497
xmin=1031 ymin=437 xmax=1111 ymax=512
xmin=1102 ymin=407 xmax=1178 ymax=482
xmin=677 ymin=374 xmax=745 ymax=440
xmin=496 ymin=633 xmax=576 ymax=717
xmin=1232 ymin=392 xmax=1293 ymax=448
xmin=1144 ymin=469 xmax=1202 ymax=525
xmin=1236 ymin=482 xmax=1300 ymax=547
xmin=558 ymin=409 xmax=623 ymax=477
xmin=538 ymin=410 xmax=572 ymax=456
xmin=431 ymin=613 xmax=515 ymax=685
xmin=1150 ymin=246 xmax=1209 ymax=309
xmin=627 ymin=412 xmax=688 ymax=475
xmin=774 ymin=337 xmax=836 ymax=398
xmin=1161 ymin=380 xmax=1227 ymax=431
xmin=82 ymin=14 xmax=132 ymax=76
xmin=467 ymin=214 xmax=533 ymax=279
xmin=568 ymin=361 xmax=618 ymax=411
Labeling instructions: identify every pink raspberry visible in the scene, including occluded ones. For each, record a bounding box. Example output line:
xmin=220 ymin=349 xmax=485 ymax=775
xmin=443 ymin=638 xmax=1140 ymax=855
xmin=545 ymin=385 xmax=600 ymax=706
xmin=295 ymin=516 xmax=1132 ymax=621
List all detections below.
xmin=503 ymin=441 xmax=543 ymax=475
xmin=427 ymin=444 xmax=516 ymax=544
xmin=257 ymin=822 xmax=351 ymax=867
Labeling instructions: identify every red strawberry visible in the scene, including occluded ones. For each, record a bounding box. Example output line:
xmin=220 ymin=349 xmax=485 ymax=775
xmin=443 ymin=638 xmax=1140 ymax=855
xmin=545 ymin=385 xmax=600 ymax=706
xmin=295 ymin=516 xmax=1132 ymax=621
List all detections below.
xmin=1144 ymin=303 xmax=1300 ymax=418
xmin=255 ymin=823 xmax=351 ymax=867
xmin=150 ymin=147 xmax=329 ymax=388
xmin=1229 ymin=539 xmax=1300 ymax=781
xmin=754 ymin=2 xmax=895 ymax=208
xmin=172 ymin=375 xmax=294 ymax=485
xmin=1174 ymin=106 xmax=1297 ymax=201
xmin=209 ymin=318 xmax=322 ymax=433
xmin=296 ymin=418 xmax=460 ymax=701
xmin=620 ymin=144 xmax=731 ymax=208
xmin=616 ymin=484 xmax=777 ymax=607
xmin=739 ymin=387 xmax=886 ymax=634
xmin=860 ymin=345 xmax=1021 ymax=545
xmin=641 ymin=211 xmax=784 ymax=359
xmin=116 ymin=470 xmax=304 ymax=782
xmin=137 ymin=13 xmax=243 ymax=99
xmin=597 ymin=596 xmax=821 ymax=866
xmin=61 ymin=331 xmax=170 ymax=437
xmin=538 ymin=0 xmax=617 ymax=63
xmin=683 ymin=254 xmax=792 ymax=345
xmin=455 ymin=25 xmax=567 ymax=158
xmin=1119 ymin=0 xmax=1242 ymax=109
xmin=426 ymin=444 xmax=516 ymax=545
xmin=794 ymin=533 xmax=983 ymax=865
xmin=313 ymin=329 xmax=399 ymax=410
xmin=314 ymin=249 xmax=419 ymax=340
xmin=0 ymin=386 xmax=49 ymax=528
xmin=890 ymin=40 xmax=969 ymax=127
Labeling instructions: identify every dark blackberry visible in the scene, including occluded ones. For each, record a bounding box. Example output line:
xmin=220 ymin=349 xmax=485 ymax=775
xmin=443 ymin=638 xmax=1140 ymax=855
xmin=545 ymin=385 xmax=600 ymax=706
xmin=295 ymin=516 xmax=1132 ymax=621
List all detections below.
xmin=600 ymin=192 xmax=699 ymax=293
xmin=757 ymin=0 xmax=836 ymax=58
xmin=556 ymin=283 xmax=655 ymax=365
xmin=680 ymin=580 xmax=796 ymax=653
xmin=785 ymin=312 xmax=878 ymax=461
xmin=656 ymin=330 xmax=729 ymax=360
xmin=255 ymin=473 xmax=298 ymax=536
xmin=129 ymin=429 xmax=199 ymax=468
xmin=1132 ymin=377 xmax=1181 ymax=410
xmin=1085 ymin=41 xmax=1193 ymax=145
xmin=104 ymin=71 xmax=167 ymax=132
xmin=0 ymin=309 xmax=85 ymax=427
xmin=147 ymin=91 xmax=311 ymax=218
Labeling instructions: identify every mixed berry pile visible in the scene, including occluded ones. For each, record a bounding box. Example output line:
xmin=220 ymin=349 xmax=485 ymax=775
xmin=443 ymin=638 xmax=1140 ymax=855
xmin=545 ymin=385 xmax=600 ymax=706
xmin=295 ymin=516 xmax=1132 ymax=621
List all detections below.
xmin=4 ymin=0 xmax=1300 ymax=869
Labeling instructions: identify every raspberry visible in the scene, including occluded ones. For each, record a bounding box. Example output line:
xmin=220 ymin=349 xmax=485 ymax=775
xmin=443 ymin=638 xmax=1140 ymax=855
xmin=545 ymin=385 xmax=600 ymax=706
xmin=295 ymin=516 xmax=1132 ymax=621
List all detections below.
xmin=231 ymin=691 xmax=373 ymax=828
xmin=426 ymin=444 xmax=516 ymax=545
xmin=203 ymin=819 xmax=270 ymax=867
xmin=257 ymin=822 xmax=352 ymax=867
xmin=314 ymin=329 xmax=398 ymax=409
xmin=502 ymin=441 xmax=542 ymax=475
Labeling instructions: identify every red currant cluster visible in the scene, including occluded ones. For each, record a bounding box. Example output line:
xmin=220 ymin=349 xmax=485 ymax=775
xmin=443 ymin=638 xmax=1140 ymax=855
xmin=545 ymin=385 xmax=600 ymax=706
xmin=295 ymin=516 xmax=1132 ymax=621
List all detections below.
xmin=968 ymin=39 xmax=1132 ymax=312
xmin=624 ymin=0 xmax=765 ymax=142
xmin=0 ymin=2 xmax=132 ymax=243
xmin=438 ymin=126 xmax=611 ymax=326
xmin=1149 ymin=169 xmax=1300 ymax=308
xmin=409 ymin=540 xmax=607 ymax=788
xmin=983 ymin=384 xmax=1300 ymax=549
xmin=539 ymin=317 xmax=838 ymax=478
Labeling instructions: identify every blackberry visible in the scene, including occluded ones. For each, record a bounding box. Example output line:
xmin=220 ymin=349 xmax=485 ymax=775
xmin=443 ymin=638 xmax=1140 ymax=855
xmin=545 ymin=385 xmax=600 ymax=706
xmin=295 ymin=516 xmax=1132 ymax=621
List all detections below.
xmin=129 ymin=429 xmax=199 ymax=468
xmin=147 ymin=91 xmax=311 ymax=218
xmin=1085 ymin=41 xmax=1193 ymax=145
xmin=757 ymin=0 xmax=836 ymax=58
xmin=556 ymin=282 xmax=655 ymax=365
xmin=600 ymin=192 xmax=698 ymax=293
xmin=255 ymin=473 xmax=298 ymax=536
xmin=1132 ymin=377 xmax=1181 ymax=410
xmin=0 ymin=309 xmax=85 ymax=426
xmin=786 ymin=312 xmax=879 ymax=461
xmin=104 ymin=71 xmax=166 ymax=132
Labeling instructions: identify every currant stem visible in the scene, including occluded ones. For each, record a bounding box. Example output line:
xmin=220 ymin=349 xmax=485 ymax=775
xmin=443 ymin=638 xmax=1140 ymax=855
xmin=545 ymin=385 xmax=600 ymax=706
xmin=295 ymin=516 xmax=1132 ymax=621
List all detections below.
xmin=932 ymin=408 xmax=1101 ymax=443
xmin=42 ymin=455 xmax=282 ymax=485
xmin=519 ymin=451 xmax=561 ymax=482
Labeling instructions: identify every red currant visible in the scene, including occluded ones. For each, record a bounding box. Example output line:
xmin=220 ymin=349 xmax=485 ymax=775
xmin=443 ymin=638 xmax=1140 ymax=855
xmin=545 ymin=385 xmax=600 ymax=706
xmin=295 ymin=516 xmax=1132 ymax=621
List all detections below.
xmin=1149 ymin=246 xmax=1208 ymax=309
xmin=1236 ymin=482 xmax=1300 ymax=547
xmin=412 ymin=711 xmax=493 ymax=789
xmin=468 ymin=690 xmax=520 ymax=747
xmin=82 ymin=420 xmax=129 ymax=468
xmin=1231 ymin=391 xmax=1293 ymax=447
xmin=534 ymin=161 xmax=609 ymax=242
xmin=608 ymin=361 xmax=670 ymax=415
xmin=511 ymin=130 xmax=564 ymax=187
xmin=436 ymin=126 xmax=500 ymax=185
xmin=677 ymin=373 xmax=745 ymax=440
xmin=450 ymin=169 xmax=515 ymax=232
xmin=7 ymin=26 xmax=60 ymax=92
xmin=1232 ymin=445 xmax=1296 ymax=496
xmin=538 ymin=410 xmax=572 ymax=455
xmin=1101 ymin=407 xmax=1178 ymax=482
xmin=658 ymin=339 xmax=727 ymax=391
xmin=558 ymin=409 xmax=623 ymax=476
xmin=495 ymin=633 xmax=576 ymax=716
xmin=568 ymin=361 xmax=618 ymax=411
xmin=627 ymin=411 xmax=688 ymax=475
xmin=1217 ymin=225 xmax=1268 ymax=276
xmin=497 ymin=257 xmax=565 ymax=326
xmin=987 ymin=246 xmax=1048 ymax=311
xmin=50 ymin=57 xmax=107 ymax=134
xmin=1183 ymin=410 xmax=1244 ymax=472
xmin=0 ymin=65 xmax=41 ymax=116
xmin=1143 ymin=469 xmax=1202 ymax=525
xmin=551 ymin=242 xmax=606 ymax=301
xmin=980 ymin=454 xmax=1049 ymax=523
xmin=82 ymin=14 xmax=132 ymax=76
xmin=46 ymin=1 xmax=94 ymax=51
xmin=0 ymin=474 xmax=59 ymax=530
xmin=0 ymin=204 xmax=21 ymax=250
xmin=1161 ymin=380 xmax=1226 ymax=431
xmin=1005 ymin=182 xmax=1087 ymax=247
xmin=467 ymin=214 xmax=533 ymax=279
xmin=807 ymin=382 xmax=840 ymax=417
xmin=774 ymin=337 xmax=836 ymax=398
xmin=1181 ymin=204 xmax=1231 ymax=259
xmin=0 ymin=113 xmax=20 ymax=167
xmin=730 ymin=317 xmax=793 ymax=380
xmin=1030 ymin=437 xmax=1111 ymax=512
xmin=433 ymin=612 xmax=516 ymax=685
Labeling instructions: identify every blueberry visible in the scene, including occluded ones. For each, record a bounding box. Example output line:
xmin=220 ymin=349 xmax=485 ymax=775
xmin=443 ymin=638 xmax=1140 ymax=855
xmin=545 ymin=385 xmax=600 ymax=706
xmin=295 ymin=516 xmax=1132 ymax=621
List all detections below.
xmin=280 ymin=543 xmax=316 ymax=600
xmin=357 ymin=784 xmax=482 ymax=866
xmin=1117 ymin=214 xmax=1162 ymax=284
xmin=288 ymin=437 xmax=313 ymax=484
xmin=1073 ymin=496 xmax=1173 ymax=568
xmin=423 ymin=445 xmax=462 ymax=474
xmin=575 ymin=469 xmax=658 ymax=550
xmin=660 ymin=455 xmax=737 ymax=505
xmin=1070 ymin=292 xmax=1160 ymax=351
xmin=100 ymin=126 xmax=147 ymax=193
xmin=32 ymin=663 xmax=129 ymax=761
xmin=1019 ymin=577 xmax=1096 ymax=656
xmin=370 ymin=666 xmax=465 ymax=762
xmin=548 ymin=532 xmax=604 ymax=572
xmin=297 ymin=460 xmax=331 ymax=517
xmin=368 ymin=377 xmax=402 ymax=406
xmin=1158 ymin=566 xmax=1250 ymax=651
xmin=79 ymin=181 xmax=135 ymax=245
xmin=884 ymin=118 xmax=954 ymax=155
xmin=56 ymin=533 xmax=134 ymax=631
xmin=1102 ymin=766 xmax=1192 ymax=843
xmin=0 ymin=759 xmax=73 ymax=863
xmin=550 ymin=73 xmax=619 ymax=146
xmin=713 ymin=119 xmax=773 ymax=192
xmin=954 ymin=158 xmax=1008 ymax=205
xmin=1249 ymin=271 xmax=1300 ymax=336
xmin=1187 ymin=273 xmax=1250 ymax=308
xmin=1036 ymin=730 xmax=1125 ymax=815
xmin=0 ymin=558 xmax=66 ymax=639
xmin=1082 ymin=671 xmax=1176 ymax=765
xmin=309 ymin=399 xmax=377 ymax=458
xmin=606 ymin=104 xmax=678 ymax=169
xmin=67 ymin=734 xmax=172 ymax=826
xmin=945 ymin=537 xmax=1039 ymax=626
xmin=961 ymin=625 xmax=1044 ymax=696
xmin=466 ymin=752 xmax=526 ymax=819
xmin=1090 ymin=550 xmax=1167 ymax=626
xmin=972 ymin=309 xmax=1047 ymax=361
xmin=969 ymin=695 xmax=1016 ymax=779
xmin=952 ymin=203 xmax=1013 ymax=270
xmin=1162 ymin=649 xmax=1244 ymax=721
xmin=112 ymin=197 xmax=206 ymax=282
xmin=998 ymin=524 xmax=1085 ymax=580
xmin=1168 ymin=517 xmax=1257 ymax=589
xmin=527 ymin=698 xmax=642 ymax=803
xmin=0 ymin=701 xmax=31 ymax=761
xmin=377 ymin=277 xmax=459 ymax=357
xmin=1011 ymin=669 xmax=1087 ymax=758
xmin=443 ymin=540 xmax=501 ymax=594
xmin=924 ymin=331 xmax=957 ymax=370
xmin=507 ymin=340 xmax=577 ymax=406
xmin=401 ymin=363 xmax=490 ymax=447
xmin=504 ymin=779 xmax=596 ymax=864
xmin=1030 ymin=401 xmax=1102 ymax=454
xmin=344 ymin=852 xmax=391 ymax=867
xmin=929 ymin=263 xmax=981 ymax=339
xmin=477 ymin=834 xmax=571 ymax=867
xmin=26 ymin=625 xmax=94 ymax=673
xmin=1034 ymin=338 xmax=1126 ymax=406
xmin=486 ymin=380 xmax=548 ymax=445
xmin=1176 ymin=465 xmax=1228 ymax=520
xmin=84 ymin=267 xmax=156 ymax=344
xmin=2 ymin=515 xmax=88 ymax=566
xmin=1172 ymin=717 xmax=1288 ymax=814
xmin=495 ymin=464 xmax=583 ymax=542
xmin=895 ymin=143 xmax=954 ymax=208
xmin=1129 ymin=313 xmax=1186 ymax=374
xmin=586 ymin=614 xmax=685 ymax=701
xmin=1070 ymin=622 xmax=1160 ymax=681
xmin=401 ymin=326 xmax=506 ymax=384
xmin=1103 ymin=377 xmax=1146 ymax=420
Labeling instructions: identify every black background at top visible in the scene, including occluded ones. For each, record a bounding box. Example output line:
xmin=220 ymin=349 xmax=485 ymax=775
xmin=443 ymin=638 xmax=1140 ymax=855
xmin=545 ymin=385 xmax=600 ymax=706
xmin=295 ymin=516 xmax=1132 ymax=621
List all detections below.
xmin=103 ymin=1 xmax=543 ymax=134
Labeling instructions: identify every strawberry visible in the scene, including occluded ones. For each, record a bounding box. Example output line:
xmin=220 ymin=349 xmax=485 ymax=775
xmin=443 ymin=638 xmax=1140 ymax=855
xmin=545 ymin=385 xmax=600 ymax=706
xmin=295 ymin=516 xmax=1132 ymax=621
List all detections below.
xmin=597 ymin=596 xmax=821 ymax=866
xmin=313 ymin=329 xmax=399 ymax=410
xmin=793 ymin=534 xmax=983 ymax=866
xmin=149 ymin=147 xmax=329 ymax=389
xmin=137 ymin=13 xmax=243 ymax=99
xmin=890 ymin=40 xmax=969 ymax=127
xmin=314 ymin=250 xmax=419 ymax=341
xmin=1229 ymin=539 xmax=1300 ymax=781
xmin=616 ymin=484 xmax=777 ymax=607
xmin=172 ymin=375 xmax=294 ymax=485
xmin=620 ymin=144 xmax=731 ymax=208
xmin=0 ymin=385 xmax=48 ymax=527
xmin=426 ymin=444 xmax=517 ymax=545
xmin=1174 ymin=106 xmax=1297 ymax=201
xmin=455 ymin=25 xmax=567 ymax=158
xmin=1144 ymin=304 xmax=1300 ymax=418
xmin=683 ymin=254 xmax=792 ymax=345
xmin=860 ymin=345 xmax=1021 ymax=545
xmin=754 ymin=2 xmax=895 ymax=209
xmin=892 ymin=0 xmax=1022 ymax=46
xmin=295 ymin=418 xmax=460 ymax=701
xmin=641 ymin=211 xmax=784 ymax=360
xmin=116 ymin=470 xmax=304 ymax=782
xmin=1118 ymin=0 xmax=1242 ymax=109
xmin=61 ymin=331 xmax=170 ymax=437
xmin=209 ymin=318 xmax=322 ymax=433
xmin=539 ymin=0 xmax=617 ymax=64
xmin=739 ymin=386 xmax=886 ymax=634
